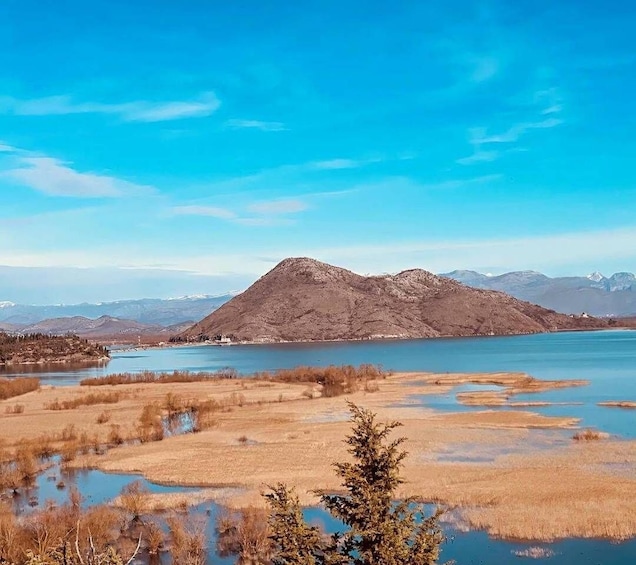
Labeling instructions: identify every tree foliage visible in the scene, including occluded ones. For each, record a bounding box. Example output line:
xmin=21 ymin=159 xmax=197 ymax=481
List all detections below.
xmin=266 ymin=403 xmax=444 ymax=565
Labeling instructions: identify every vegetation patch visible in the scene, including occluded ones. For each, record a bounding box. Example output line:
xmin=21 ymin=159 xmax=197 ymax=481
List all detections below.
xmin=255 ymin=363 xmax=386 ymax=397
xmin=0 ymin=377 xmax=40 ymax=400
xmin=0 ymin=332 xmax=107 ymax=365
xmin=44 ymin=391 xmax=121 ymax=410
xmin=80 ymin=368 xmax=237 ymax=386
xmin=572 ymin=429 xmax=609 ymax=441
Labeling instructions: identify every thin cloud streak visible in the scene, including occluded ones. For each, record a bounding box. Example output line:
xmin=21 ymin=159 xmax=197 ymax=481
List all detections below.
xmin=0 ymin=92 xmax=221 ymax=122
xmin=248 ymin=198 xmax=308 ymax=215
xmin=172 ymin=205 xmax=237 ymax=219
xmin=225 ymin=119 xmax=287 ymax=131
xmin=3 ymin=156 xmax=154 ymax=198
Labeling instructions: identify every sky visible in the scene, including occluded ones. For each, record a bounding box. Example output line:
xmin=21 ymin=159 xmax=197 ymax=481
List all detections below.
xmin=1 ymin=0 xmax=636 ymax=303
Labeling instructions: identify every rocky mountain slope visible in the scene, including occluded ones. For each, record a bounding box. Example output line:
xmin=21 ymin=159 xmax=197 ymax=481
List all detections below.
xmin=443 ymin=270 xmax=636 ymax=316
xmin=181 ymin=258 xmax=606 ymax=343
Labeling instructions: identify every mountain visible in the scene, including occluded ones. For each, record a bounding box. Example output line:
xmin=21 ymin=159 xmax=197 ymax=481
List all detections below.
xmin=181 ymin=258 xmax=605 ymax=343
xmin=0 ymin=294 xmax=235 ymax=326
xmin=442 ymin=270 xmax=636 ymax=316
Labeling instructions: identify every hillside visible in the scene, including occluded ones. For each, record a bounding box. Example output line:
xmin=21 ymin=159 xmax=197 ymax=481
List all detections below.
xmin=181 ymin=258 xmax=606 ymax=343
xmin=443 ymin=270 xmax=636 ymax=316
xmin=0 ymin=333 xmax=109 ymax=365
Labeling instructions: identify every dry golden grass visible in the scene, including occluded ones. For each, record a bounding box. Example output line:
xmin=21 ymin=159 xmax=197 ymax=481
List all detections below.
xmin=3 ymin=370 xmax=634 ymax=542
xmin=437 ymin=372 xmax=590 ymax=408
xmin=44 ymin=391 xmax=121 ymax=410
xmin=0 ymin=377 xmax=40 ymax=400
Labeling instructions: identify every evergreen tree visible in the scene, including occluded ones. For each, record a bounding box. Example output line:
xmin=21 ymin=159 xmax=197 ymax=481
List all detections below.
xmin=266 ymin=403 xmax=443 ymax=565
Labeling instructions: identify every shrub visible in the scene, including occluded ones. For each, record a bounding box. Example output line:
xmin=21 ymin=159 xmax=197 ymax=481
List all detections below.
xmin=216 ymin=507 xmax=272 ymax=563
xmin=4 ymin=403 xmax=24 ymax=414
xmin=265 ymin=403 xmax=444 ymax=565
xmin=96 ymin=410 xmax=111 ymax=424
xmin=573 ymin=429 xmax=608 ymax=441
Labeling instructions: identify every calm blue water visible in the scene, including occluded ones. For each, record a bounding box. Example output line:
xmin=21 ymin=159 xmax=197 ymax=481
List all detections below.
xmin=12 ymin=456 xmax=195 ymax=514
xmin=4 ymin=330 xmax=635 ymax=436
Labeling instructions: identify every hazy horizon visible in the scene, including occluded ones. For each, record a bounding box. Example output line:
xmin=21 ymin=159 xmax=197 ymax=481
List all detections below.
xmin=1 ymin=262 xmax=634 ymax=305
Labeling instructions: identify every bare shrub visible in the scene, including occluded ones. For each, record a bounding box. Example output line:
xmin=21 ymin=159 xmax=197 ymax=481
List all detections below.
xmin=107 ymin=424 xmax=125 ymax=445
xmin=61 ymin=423 xmax=77 ymax=441
xmin=96 ymin=410 xmax=111 ymax=424
xmin=167 ymin=514 xmax=207 ymax=565
xmin=4 ymin=403 xmax=24 ymax=414
xmin=145 ymin=519 xmax=165 ymax=555
xmin=15 ymin=447 xmax=37 ymax=483
xmin=120 ymin=480 xmax=150 ymax=521
xmin=573 ymin=429 xmax=609 ymax=441
xmin=217 ymin=507 xmax=272 ymax=564
xmin=138 ymin=403 xmax=164 ymax=442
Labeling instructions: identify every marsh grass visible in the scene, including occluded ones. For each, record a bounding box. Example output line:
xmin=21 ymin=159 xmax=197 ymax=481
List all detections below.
xmin=4 ymin=403 xmax=24 ymax=414
xmin=572 ymin=429 xmax=609 ymax=441
xmin=44 ymin=391 xmax=121 ymax=410
xmin=0 ymin=377 xmax=39 ymax=400
xmin=255 ymin=364 xmax=386 ymax=398
xmin=80 ymin=369 xmax=232 ymax=387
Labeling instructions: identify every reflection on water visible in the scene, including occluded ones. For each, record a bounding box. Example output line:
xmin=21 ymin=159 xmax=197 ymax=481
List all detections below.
xmin=8 ymin=456 xmax=195 ymax=515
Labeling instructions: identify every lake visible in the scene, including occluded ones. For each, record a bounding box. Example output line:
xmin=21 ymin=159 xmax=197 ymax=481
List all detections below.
xmin=2 ymin=329 xmax=635 ymax=563
xmin=3 ymin=330 xmax=635 ymax=436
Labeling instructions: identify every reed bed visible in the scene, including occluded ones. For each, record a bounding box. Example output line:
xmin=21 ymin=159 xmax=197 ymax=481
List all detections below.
xmin=80 ymin=368 xmax=236 ymax=386
xmin=255 ymin=363 xmax=385 ymax=397
xmin=44 ymin=391 xmax=121 ymax=410
xmin=0 ymin=377 xmax=40 ymax=400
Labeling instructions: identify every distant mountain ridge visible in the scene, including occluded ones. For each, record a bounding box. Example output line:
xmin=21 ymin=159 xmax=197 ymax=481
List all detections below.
xmin=0 ymin=315 xmax=193 ymax=339
xmin=0 ymin=294 xmax=235 ymax=326
xmin=442 ymin=270 xmax=636 ymax=316
xmin=181 ymin=257 xmax=606 ymax=343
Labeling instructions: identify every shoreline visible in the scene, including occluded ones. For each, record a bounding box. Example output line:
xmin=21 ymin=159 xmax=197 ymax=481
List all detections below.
xmin=118 ymin=326 xmax=626 ymax=351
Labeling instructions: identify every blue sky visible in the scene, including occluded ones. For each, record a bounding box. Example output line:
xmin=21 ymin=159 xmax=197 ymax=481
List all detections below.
xmin=1 ymin=0 xmax=636 ymax=303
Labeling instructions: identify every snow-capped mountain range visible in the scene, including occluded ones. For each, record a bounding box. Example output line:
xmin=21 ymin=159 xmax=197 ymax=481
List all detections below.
xmin=442 ymin=270 xmax=636 ymax=317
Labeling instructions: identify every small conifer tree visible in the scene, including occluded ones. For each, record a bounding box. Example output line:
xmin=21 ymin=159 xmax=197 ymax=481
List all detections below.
xmin=266 ymin=403 xmax=443 ymax=565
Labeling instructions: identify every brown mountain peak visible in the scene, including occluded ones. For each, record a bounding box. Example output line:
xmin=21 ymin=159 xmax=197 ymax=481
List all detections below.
xmin=181 ymin=257 xmax=606 ymax=343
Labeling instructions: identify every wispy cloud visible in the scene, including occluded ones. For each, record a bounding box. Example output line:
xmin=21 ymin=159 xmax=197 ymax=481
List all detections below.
xmin=456 ymin=149 xmax=500 ymax=165
xmin=3 ymin=155 xmax=154 ymax=198
xmin=248 ymin=198 xmax=308 ymax=215
xmin=170 ymin=197 xmax=308 ymax=227
xmin=172 ymin=205 xmax=236 ymax=219
xmin=467 ymin=55 xmax=500 ymax=84
xmin=458 ymin=90 xmax=564 ymax=166
xmin=225 ymin=119 xmax=287 ymax=131
xmin=310 ymin=158 xmax=365 ymax=170
xmin=420 ymin=174 xmax=503 ymax=190
xmin=0 ymin=92 xmax=220 ymax=122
